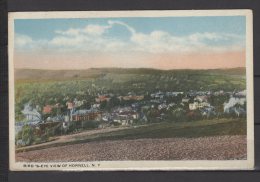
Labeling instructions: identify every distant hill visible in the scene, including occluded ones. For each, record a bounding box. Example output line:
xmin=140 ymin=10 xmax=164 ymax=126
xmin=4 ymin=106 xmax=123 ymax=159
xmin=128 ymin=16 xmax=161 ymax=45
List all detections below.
xmin=15 ymin=67 xmax=246 ymax=81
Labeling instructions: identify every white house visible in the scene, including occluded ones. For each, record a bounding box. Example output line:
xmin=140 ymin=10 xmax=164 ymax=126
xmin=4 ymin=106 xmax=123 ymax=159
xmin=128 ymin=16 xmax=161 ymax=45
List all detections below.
xmin=194 ymin=95 xmax=208 ymax=102
xmin=182 ymin=97 xmax=190 ymax=103
xmin=21 ymin=103 xmax=42 ymax=123
xmin=224 ymin=97 xmax=246 ymax=113
xmin=189 ymin=102 xmax=210 ymax=110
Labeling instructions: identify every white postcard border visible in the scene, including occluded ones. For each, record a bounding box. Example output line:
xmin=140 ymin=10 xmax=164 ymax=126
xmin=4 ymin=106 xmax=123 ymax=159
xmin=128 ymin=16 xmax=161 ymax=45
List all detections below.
xmin=8 ymin=10 xmax=254 ymax=171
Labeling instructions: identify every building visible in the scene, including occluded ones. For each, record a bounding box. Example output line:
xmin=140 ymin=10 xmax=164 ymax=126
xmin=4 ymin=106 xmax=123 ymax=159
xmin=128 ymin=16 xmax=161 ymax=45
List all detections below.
xmin=122 ymin=95 xmax=144 ymax=101
xmin=158 ymin=103 xmax=167 ymax=110
xmin=182 ymin=97 xmax=190 ymax=103
xmin=43 ymin=105 xmax=52 ymax=114
xmin=113 ymin=115 xmax=133 ymax=125
xmin=189 ymin=102 xmax=210 ymax=110
xmin=224 ymin=106 xmax=246 ymax=117
xmin=200 ymin=106 xmax=216 ymax=118
xmin=166 ymin=92 xmax=183 ymax=97
xmin=223 ymin=97 xmax=246 ymax=113
xmin=95 ymin=95 xmax=111 ymax=103
xmin=194 ymin=95 xmax=208 ymax=102
xmin=66 ymin=102 xmax=75 ymax=109
xmin=21 ymin=103 xmax=42 ymax=123
xmin=72 ymin=109 xmax=102 ymax=121
xmin=234 ymin=90 xmax=246 ymax=97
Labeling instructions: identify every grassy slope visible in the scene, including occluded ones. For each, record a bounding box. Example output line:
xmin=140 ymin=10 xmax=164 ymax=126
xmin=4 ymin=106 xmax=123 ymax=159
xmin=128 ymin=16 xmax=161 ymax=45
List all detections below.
xmin=15 ymin=67 xmax=246 ymax=81
xmin=16 ymin=118 xmax=246 ymax=153
xmin=73 ymin=118 xmax=246 ymax=141
xmin=15 ymin=67 xmax=246 ymax=95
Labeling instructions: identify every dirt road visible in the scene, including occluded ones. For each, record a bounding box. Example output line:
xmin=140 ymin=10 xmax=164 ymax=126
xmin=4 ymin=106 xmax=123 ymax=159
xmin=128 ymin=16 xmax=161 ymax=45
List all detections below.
xmin=16 ymin=135 xmax=246 ymax=162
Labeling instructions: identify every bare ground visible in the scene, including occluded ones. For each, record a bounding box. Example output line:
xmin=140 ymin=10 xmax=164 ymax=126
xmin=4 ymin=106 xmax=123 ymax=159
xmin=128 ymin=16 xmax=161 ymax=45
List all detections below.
xmin=16 ymin=135 xmax=246 ymax=162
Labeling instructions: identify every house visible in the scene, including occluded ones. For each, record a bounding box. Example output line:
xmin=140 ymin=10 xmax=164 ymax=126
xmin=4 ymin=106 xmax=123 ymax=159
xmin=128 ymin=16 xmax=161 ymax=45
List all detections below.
xmin=234 ymin=90 xmax=246 ymax=97
xmin=73 ymin=98 xmax=85 ymax=108
xmin=92 ymin=103 xmax=100 ymax=109
xmin=167 ymin=102 xmax=176 ymax=110
xmin=196 ymin=91 xmax=207 ymax=96
xmin=122 ymin=95 xmax=144 ymax=101
xmin=64 ymin=115 xmax=70 ymax=122
xmin=141 ymin=105 xmax=150 ymax=111
xmin=72 ymin=109 xmax=102 ymax=121
xmin=223 ymin=97 xmax=246 ymax=113
xmin=62 ymin=121 xmax=68 ymax=129
xmin=166 ymin=92 xmax=183 ymax=97
xmin=150 ymin=99 xmax=161 ymax=103
xmin=131 ymin=103 xmax=140 ymax=108
xmin=158 ymin=103 xmax=167 ymax=110
xmin=15 ymin=122 xmax=26 ymax=135
xmin=113 ymin=115 xmax=134 ymax=125
xmin=102 ymin=114 xmax=111 ymax=122
xmin=214 ymin=90 xmax=224 ymax=96
xmin=224 ymin=106 xmax=246 ymax=117
xmin=115 ymin=106 xmax=132 ymax=113
xmin=21 ymin=103 xmax=42 ymax=123
xmin=118 ymin=111 xmax=139 ymax=120
xmin=151 ymin=91 xmax=164 ymax=100
xmin=95 ymin=95 xmax=111 ymax=103
xmin=182 ymin=97 xmax=190 ymax=103
xmin=111 ymin=107 xmax=139 ymax=125
xmin=43 ymin=103 xmax=63 ymax=114
xmin=206 ymin=91 xmax=213 ymax=96
xmin=189 ymin=102 xmax=210 ymax=110
xmin=117 ymin=96 xmax=123 ymax=101
xmin=46 ymin=115 xmax=64 ymax=122
xmin=187 ymin=91 xmax=196 ymax=97
xmin=43 ymin=105 xmax=53 ymax=114
xmin=233 ymin=107 xmax=246 ymax=117
xmin=155 ymin=94 xmax=164 ymax=100
xmin=194 ymin=95 xmax=208 ymax=103
xmin=66 ymin=102 xmax=75 ymax=109
xmin=200 ymin=106 xmax=216 ymax=118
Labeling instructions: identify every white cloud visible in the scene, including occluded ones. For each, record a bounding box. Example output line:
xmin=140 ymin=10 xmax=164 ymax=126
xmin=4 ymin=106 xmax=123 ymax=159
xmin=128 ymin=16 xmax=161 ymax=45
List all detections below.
xmin=189 ymin=32 xmax=221 ymax=42
xmin=55 ymin=24 xmax=112 ymax=37
xmin=15 ymin=20 xmax=245 ymax=54
xmin=108 ymin=20 xmax=136 ymax=34
xmin=15 ymin=34 xmax=33 ymax=47
xmin=50 ymin=35 xmax=87 ymax=47
xmin=83 ymin=24 xmax=109 ymax=35
xmin=55 ymin=28 xmax=80 ymax=36
xmin=15 ymin=34 xmax=50 ymax=51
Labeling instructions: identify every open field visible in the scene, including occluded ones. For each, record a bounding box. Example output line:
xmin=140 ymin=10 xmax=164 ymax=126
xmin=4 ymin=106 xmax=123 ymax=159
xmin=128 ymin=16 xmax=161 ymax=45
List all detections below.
xmin=16 ymin=118 xmax=247 ymax=161
xmin=16 ymin=135 xmax=246 ymax=162
xmin=15 ymin=67 xmax=246 ymax=82
xmin=16 ymin=118 xmax=246 ymax=152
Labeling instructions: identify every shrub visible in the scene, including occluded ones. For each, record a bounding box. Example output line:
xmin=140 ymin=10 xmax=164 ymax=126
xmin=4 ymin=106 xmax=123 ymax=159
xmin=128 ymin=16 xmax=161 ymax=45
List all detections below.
xmin=21 ymin=125 xmax=34 ymax=145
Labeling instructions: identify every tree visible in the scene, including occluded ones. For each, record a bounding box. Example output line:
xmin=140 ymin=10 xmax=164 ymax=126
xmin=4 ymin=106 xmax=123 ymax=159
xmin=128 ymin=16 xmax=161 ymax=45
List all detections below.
xmin=21 ymin=125 xmax=34 ymax=145
xmin=100 ymin=100 xmax=108 ymax=110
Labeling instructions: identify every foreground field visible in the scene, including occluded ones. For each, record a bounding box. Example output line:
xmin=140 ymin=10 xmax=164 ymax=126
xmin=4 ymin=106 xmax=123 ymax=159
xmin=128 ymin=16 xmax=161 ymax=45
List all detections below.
xmin=16 ymin=135 xmax=246 ymax=162
xmin=16 ymin=118 xmax=247 ymax=161
xmin=16 ymin=118 xmax=246 ymax=152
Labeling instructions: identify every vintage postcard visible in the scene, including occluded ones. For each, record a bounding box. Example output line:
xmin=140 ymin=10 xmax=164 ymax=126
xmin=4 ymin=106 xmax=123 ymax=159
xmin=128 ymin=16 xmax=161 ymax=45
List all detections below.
xmin=8 ymin=10 xmax=254 ymax=171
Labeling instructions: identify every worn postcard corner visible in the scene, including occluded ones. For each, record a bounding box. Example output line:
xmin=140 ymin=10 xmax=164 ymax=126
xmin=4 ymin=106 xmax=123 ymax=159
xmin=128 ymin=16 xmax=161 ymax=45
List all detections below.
xmin=8 ymin=10 xmax=254 ymax=171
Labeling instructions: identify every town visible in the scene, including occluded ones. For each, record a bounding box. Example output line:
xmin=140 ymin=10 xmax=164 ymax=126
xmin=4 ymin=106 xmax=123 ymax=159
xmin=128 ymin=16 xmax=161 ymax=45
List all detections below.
xmin=15 ymin=88 xmax=246 ymax=147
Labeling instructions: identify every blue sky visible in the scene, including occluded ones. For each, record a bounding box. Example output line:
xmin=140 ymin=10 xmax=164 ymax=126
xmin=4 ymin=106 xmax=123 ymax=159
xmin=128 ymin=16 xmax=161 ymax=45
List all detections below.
xmin=13 ymin=16 xmax=246 ymax=70
xmin=15 ymin=16 xmax=245 ymax=41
